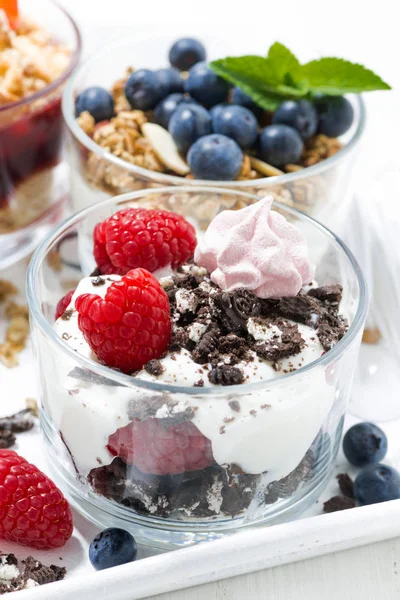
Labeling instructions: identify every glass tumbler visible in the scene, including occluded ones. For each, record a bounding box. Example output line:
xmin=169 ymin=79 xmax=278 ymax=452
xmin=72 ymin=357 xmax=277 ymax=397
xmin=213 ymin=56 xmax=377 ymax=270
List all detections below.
xmin=0 ymin=0 xmax=81 ymax=269
xmin=27 ymin=187 xmax=367 ymax=549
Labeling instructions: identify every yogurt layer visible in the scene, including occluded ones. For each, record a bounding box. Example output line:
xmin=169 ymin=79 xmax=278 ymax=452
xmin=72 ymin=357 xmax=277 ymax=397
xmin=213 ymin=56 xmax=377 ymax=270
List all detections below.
xmin=53 ymin=273 xmax=337 ymax=480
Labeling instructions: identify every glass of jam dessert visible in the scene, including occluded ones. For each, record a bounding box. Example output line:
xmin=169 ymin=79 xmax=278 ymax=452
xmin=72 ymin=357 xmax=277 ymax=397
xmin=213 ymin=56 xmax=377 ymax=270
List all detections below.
xmin=27 ymin=187 xmax=367 ymax=549
xmin=63 ymin=36 xmax=365 ymax=234
xmin=0 ymin=0 xmax=81 ymax=269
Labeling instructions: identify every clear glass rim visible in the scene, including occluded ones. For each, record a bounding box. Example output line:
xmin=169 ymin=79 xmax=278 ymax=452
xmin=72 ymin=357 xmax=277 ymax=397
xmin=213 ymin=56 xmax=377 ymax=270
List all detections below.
xmin=0 ymin=0 xmax=82 ymax=114
xmin=27 ymin=186 xmax=368 ymax=396
xmin=62 ymin=35 xmax=366 ymax=188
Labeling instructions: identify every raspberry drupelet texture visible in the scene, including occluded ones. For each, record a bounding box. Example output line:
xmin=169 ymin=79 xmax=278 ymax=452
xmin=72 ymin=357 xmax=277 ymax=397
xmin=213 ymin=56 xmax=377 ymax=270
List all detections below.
xmin=55 ymin=289 xmax=75 ymax=320
xmin=75 ymin=268 xmax=171 ymax=373
xmin=107 ymin=419 xmax=214 ymax=475
xmin=93 ymin=208 xmax=197 ymax=275
xmin=0 ymin=449 xmax=73 ymax=549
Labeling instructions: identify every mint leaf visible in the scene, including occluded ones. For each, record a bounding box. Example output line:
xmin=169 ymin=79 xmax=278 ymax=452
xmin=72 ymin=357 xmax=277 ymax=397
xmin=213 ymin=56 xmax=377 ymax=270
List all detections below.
xmin=267 ymin=42 xmax=300 ymax=81
xmin=210 ymin=55 xmax=307 ymax=110
xmin=301 ymin=58 xmax=391 ymax=94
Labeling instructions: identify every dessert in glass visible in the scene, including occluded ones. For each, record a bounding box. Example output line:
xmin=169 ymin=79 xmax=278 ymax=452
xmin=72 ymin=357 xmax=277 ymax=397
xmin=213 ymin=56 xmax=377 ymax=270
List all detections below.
xmin=63 ymin=35 xmax=366 ymax=232
xmin=27 ymin=187 xmax=367 ymax=549
xmin=0 ymin=0 xmax=81 ymax=268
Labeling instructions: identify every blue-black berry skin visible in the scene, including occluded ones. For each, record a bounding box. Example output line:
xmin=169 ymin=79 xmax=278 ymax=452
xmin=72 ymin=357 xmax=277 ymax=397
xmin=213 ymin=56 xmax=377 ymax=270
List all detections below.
xmin=354 ymin=464 xmax=400 ymax=506
xmin=89 ymin=528 xmax=137 ymax=571
xmin=184 ymin=62 xmax=231 ymax=108
xmin=343 ymin=422 xmax=388 ymax=467
xmin=232 ymin=87 xmax=263 ymax=119
xmin=155 ymin=68 xmax=184 ymax=96
xmin=210 ymin=103 xmax=231 ymax=120
xmin=75 ymin=87 xmax=114 ymax=123
xmin=258 ymin=124 xmax=303 ymax=167
xmin=187 ymin=134 xmax=243 ymax=181
xmin=169 ymin=103 xmax=212 ymax=154
xmin=154 ymin=93 xmax=195 ymax=129
xmin=124 ymin=69 xmax=164 ymax=111
xmin=169 ymin=38 xmax=206 ymax=71
xmin=315 ymin=95 xmax=354 ymax=137
xmin=272 ymin=99 xmax=318 ymax=140
xmin=212 ymin=104 xmax=258 ymax=150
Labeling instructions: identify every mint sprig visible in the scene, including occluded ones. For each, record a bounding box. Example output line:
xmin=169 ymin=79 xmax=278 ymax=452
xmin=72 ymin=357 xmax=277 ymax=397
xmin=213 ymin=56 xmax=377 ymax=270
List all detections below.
xmin=210 ymin=43 xmax=391 ymax=111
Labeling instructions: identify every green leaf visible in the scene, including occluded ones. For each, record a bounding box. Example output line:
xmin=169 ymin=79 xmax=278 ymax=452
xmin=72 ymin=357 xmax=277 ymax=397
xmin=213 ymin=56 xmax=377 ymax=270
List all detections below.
xmin=301 ymin=58 xmax=391 ymax=94
xmin=267 ymin=42 xmax=300 ymax=81
xmin=210 ymin=56 xmax=307 ymax=111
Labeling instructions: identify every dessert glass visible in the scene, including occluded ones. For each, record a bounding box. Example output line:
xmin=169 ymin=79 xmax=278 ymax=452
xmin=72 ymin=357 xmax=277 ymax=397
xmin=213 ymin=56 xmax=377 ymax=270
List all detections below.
xmin=0 ymin=0 xmax=81 ymax=269
xmin=27 ymin=187 xmax=367 ymax=549
xmin=63 ymin=36 xmax=366 ymax=233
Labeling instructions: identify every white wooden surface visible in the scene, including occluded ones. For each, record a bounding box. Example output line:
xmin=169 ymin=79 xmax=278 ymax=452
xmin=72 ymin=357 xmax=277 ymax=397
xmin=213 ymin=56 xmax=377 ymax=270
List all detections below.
xmin=6 ymin=1 xmax=400 ymax=598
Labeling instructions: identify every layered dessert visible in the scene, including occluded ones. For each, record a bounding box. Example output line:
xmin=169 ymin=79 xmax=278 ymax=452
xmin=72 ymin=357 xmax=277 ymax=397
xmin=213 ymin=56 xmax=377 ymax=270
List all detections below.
xmin=0 ymin=7 xmax=72 ymax=233
xmin=52 ymin=197 xmax=348 ymax=520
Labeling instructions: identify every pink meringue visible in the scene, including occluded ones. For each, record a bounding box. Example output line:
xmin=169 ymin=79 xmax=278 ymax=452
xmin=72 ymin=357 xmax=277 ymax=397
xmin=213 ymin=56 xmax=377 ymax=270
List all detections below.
xmin=194 ymin=196 xmax=315 ymax=299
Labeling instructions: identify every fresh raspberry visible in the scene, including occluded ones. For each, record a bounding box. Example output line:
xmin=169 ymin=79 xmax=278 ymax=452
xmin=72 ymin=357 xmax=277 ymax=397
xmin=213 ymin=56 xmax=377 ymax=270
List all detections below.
xmin=75 ymin=268 xmax=171 ymax=373
xmin=93 ymin=208 xmax=197 ymax=275
xmin=0 ymin=449 xmax=73 ymax=549
xmin=107 ymin=419 xmax=214 ymax=475
xmin=55 ymin=289 xmax=75 ymax=320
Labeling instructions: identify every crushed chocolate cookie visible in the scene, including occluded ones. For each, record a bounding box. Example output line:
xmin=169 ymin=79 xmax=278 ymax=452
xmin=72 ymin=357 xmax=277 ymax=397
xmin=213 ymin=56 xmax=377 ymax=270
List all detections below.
xmin=218 ymin=334 xmax=247 ymax=359
xmin=317 ymin=319 xmax=347 ymax=351
xmin=265 ymin=450 xmax=314 ymax=504
xmin=90 ymin=267 xmax=103 ymax=277
xmin=271 ymin=295 xmax=322 ymax=327
xmin=128 ymin=395 xmax=196 ymax=426
xmin=0 ymin=552 xmax=66 ymax=593
xmin=337 ymin=473 xmax=354 ymax=499
xmin=0 ymin=429 xmax=15 ymax=449
xmin=212 ymin=289 xmax=261 ymax=335
xmin=0 ymin=408 xmax=36 ymax=449
xmin=91 ymin=276 xmax=106 ymax=287
xmin=144 ymin=359 xmax=165 ymax=376
xmin=308 ymin=285 xmax=343 ymax=306
xmin=228 ymin=399 xmax=241 ymax=412
xmin=68 ymin=367 xmax=123 ymax=387
xmin=323 ymin=495 xmax=356 ymax=513
xmin=253 ymin=319 xmax=305 ymax=362
xmin=193 ymin=379 xmax=204 ymax=387
xmin=22 ymin=557 xmax=66 ymax=586
xmin=61 ymin=308 xmax=74 ymax=321
xmin=191 ymin=326 xmax=220 ymax=364
xmin=208 ymin=365 xmax=244 ymax=386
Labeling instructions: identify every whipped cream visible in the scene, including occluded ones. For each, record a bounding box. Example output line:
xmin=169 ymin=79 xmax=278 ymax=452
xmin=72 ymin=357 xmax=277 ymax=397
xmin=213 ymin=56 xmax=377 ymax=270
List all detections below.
xmin=194 ymin=196 xmax=315 ymax=299
xmin=53 ymin=274 xmax=333 ymax=479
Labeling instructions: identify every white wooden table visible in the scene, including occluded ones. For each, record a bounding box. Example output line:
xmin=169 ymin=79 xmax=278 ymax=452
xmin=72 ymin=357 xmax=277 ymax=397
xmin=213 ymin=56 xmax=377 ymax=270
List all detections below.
xmin=9 ymin=1 xmax=400 ymax=597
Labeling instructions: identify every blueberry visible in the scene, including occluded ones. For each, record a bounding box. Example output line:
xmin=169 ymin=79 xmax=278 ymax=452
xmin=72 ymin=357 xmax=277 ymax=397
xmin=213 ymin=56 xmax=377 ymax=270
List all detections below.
xmin=212 ymin=105 xmax=258 ymax=150
xmin=184 ymin=62 xmax=231 ymax=108
xmin=258 ymin=124 xmax=303 ymax=167
xmin=155 ymin=68 xmax=184 ymax=96
xmin=343 ymin=422 xmax=388 ymax=467
xmin=272 ymin=99 xmax=318 ymax=140
xmin=125 ymin=69 xmax=164 ymax=111
xmin=187 ymin=134 xmax=243 ymax=180
xmin=169 ymin=38 xmax=206 ymax=71
xmin=153 ymin=93 xmax=194 ymax=129
xmin=354 ymin=464 xmax=400 ymax=506
xmin=169 ymin=103 xmax=211 ymax=154
xmin=315 ymin=95 xmax=354 ymax=137
xmin=75 ymin=86 xmax=114 ymax=123
xmin=89 ymin=528 xmax=137 ymax=571
xmin=232 ymin=87 xmax=263 ymax=119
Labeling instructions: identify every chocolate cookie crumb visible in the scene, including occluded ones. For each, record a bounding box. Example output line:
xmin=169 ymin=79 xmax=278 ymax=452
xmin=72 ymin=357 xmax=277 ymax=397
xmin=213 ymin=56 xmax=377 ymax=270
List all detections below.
xmin=144 ymin=359 xmax=165 ymax=376
xmin=194 ymin=379 xmax=204 ymax=387
xmin=337 ymin=473 xmax=354 ymax=499
xmin=22 ymin=556 xmax=66 ymax=585
xmin=61 ymin=308 xmax=74 ymax=321
xmin=208 ymin=365 xmax=244 ymax=386
xmin=323 ymin=495 xmax=355 ymax=513
xmin=91 ymin=276 xmax=106 ymax=287
xmin=90 ymin=267 xmax=103 ymax=277
xmin=0 ymin=429 xmax=16 ymax=448
xmin=228 ymin=399 xmax=241 ymax=412
xmin=308 ymin=285 xmax=343 ymax=306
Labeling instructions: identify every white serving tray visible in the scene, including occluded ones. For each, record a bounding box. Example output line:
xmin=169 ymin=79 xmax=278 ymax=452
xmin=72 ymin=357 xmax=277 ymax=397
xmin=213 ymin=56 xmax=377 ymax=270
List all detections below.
xmin=2 ymin=261 xmax=400 ymax=599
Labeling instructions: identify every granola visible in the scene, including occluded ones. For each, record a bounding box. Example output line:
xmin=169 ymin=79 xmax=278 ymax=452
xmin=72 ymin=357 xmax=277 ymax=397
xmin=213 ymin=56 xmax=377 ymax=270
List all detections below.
xmin=0 ymin=282 xmax=29 ymax=368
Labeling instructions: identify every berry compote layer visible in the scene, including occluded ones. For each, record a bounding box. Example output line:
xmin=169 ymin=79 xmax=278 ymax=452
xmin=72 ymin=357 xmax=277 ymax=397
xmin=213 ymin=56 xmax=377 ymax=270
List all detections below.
xmin=53 ymin=198 xmax=348 ymax=520
xmin=0 ymin=10 xmax=71 ymax=233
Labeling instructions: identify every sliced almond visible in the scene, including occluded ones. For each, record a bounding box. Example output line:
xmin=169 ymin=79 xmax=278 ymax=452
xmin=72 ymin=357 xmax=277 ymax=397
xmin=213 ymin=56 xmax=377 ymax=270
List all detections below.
xmin=250 ymin=156 xmax=284 ymax=177
xmin=141 ymin=122 xmax=190 ymax=176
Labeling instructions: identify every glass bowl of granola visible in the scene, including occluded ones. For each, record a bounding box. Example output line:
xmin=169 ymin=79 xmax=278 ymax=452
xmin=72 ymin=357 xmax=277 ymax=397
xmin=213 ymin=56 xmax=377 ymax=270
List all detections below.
xmin=0 ymin=0 xmax=81 ymax=269
xmin=63 ymin=35 xmax=368 ymax=233
xmin=27 ymin=186 xmax=367 ymax=549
